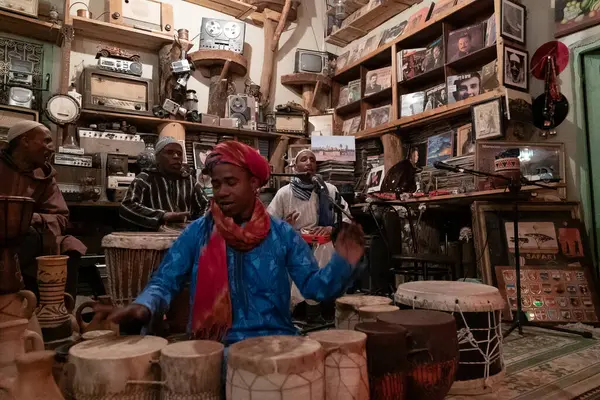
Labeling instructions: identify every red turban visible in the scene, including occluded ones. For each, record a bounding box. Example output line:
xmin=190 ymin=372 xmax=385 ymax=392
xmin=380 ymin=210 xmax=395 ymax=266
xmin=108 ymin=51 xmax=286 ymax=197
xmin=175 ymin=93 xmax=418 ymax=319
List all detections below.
xmin=204 ymin=141 xmax=270 ymax=185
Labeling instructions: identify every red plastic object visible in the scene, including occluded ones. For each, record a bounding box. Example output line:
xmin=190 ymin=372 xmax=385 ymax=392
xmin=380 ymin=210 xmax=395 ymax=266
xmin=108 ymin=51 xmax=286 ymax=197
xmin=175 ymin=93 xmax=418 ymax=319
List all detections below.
xmin=301 ymin=234 xmax=331 ymax=245
xmin=531 ymin=41 xmax=569 ymax=80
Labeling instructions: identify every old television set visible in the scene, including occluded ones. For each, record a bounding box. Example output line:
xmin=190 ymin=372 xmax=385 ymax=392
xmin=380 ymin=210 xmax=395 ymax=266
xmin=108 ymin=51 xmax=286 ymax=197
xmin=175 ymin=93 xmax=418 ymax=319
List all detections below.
xmin=294 ymin=49 xmax=336 ymax=75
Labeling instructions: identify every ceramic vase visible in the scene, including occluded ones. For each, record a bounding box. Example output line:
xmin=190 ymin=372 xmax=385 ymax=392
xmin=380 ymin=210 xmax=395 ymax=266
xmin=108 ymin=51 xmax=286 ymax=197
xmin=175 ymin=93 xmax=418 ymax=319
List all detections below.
xmin=0 ymin=318 xmax=44 ymax=379
xmin=11 ymin=351 xmax=65 ymax=400
xmin=0 ymin=290 xmax=42 ymax=338
xmin=35 ymin=256 xmax=76 ymax=341
xmin=75 ymin=295 xmax=119 ymax=335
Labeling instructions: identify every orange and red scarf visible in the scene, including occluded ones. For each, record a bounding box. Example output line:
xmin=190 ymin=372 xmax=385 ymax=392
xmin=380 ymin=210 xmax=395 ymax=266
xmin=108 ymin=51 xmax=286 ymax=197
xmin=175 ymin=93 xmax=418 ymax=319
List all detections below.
xmin=190 ymin=141 xmax=271 ymax=341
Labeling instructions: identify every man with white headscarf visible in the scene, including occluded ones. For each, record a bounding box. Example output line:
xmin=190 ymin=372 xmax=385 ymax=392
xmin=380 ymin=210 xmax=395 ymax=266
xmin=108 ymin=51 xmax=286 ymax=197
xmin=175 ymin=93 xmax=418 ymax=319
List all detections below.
xmin=0 ymin=121 xmax=87 ymax=300
xmin=268 ymin=149 xmax=350 ymax=314
xmin=120 ymin=136 xmax=208 ymax=230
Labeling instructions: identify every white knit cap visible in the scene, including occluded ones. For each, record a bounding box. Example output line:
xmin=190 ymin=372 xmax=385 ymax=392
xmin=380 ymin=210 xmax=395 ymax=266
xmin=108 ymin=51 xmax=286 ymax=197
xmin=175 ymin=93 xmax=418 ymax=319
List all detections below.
xmin=7 ymin=121 xmax=46 ymax=142
xmin=155 ymin=136 xmax=182 ymax=155
xmin=294 ymin=149 xmax=315 ymax=165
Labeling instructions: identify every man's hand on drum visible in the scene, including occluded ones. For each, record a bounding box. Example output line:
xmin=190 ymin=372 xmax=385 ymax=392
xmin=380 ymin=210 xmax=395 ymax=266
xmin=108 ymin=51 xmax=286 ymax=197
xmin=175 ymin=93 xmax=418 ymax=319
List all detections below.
xmin=311 ymin=226 xmax=333 ymax=237
xmin=285 ymin=211 xmax=300 ymax=226
xmin=334 ymin=222 xmax=365 ymax=265
xmin=163 ymin=211 xmax=190 ymax=223
xmin=93 ymin=303 xmax=151 ymax=325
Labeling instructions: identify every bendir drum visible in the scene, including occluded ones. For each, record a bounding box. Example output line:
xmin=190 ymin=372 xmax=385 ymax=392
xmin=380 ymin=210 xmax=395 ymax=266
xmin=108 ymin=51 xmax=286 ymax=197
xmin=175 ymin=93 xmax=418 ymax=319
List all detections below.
xmin=160 ymin=340 xmax=224 ymax=400
xmin=307 ymin=329 xmax=369 ymax=400
xmin=102 ymin=232 xmax=179 ymax=307
xmin=335 ymin=295 xmax=392 ymax=330
xmin=394 ymin=280 xmax=506 ymax=395
xmin=227 ymin=335 xmax=325 ymax=400
xmin=69 ymin=335 xmax=168 ymax=399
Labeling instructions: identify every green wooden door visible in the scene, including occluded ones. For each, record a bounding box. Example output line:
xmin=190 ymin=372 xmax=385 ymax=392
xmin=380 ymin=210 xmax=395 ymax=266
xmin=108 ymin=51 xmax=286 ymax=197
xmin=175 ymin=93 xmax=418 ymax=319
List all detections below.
xmin=583 ymin=52 xmax=600 ymax=264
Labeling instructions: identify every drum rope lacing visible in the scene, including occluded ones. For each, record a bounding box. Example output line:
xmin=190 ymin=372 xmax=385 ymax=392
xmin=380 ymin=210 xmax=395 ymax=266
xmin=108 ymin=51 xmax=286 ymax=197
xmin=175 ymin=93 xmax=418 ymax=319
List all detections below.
xmin=406 ymin=296 xmax=504 ymax=389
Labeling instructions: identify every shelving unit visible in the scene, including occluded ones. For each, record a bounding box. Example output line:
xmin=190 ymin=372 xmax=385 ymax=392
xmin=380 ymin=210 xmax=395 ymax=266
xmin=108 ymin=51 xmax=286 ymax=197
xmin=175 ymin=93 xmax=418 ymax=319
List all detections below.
xmin=184 ymin=0 xmax=295 ymax=26
xmin=0 ymin=9 xmax=63 ymax=45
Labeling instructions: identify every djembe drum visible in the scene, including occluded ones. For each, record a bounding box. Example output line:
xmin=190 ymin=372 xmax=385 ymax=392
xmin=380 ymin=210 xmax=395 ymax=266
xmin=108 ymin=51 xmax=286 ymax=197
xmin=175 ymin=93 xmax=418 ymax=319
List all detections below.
xmin=394 ymin=280 xmax=505 ymax=395
xmin=69 ymin=335 xmax=168 ymax=399
xmin=378 ymin=310 xmax=459 ymax=400
xmin=307 ymin=330 xmax=369 ymax=400
xmin=226 ymin=335 xmax=325 ymax=400
xmin=358 ymin=304 xmax=399 ymax=324
xmin=0 ymin=196 xmax=34 ymax=294
xmin=102 ymin=232 xmax=179 ymax=307
xmin=355 ymin=322 xmax=409 ymax=400
xmin=160 ymin=340 xmax=223 ymax=399
xmin=335 ymin=295 xmax=392 ymax=329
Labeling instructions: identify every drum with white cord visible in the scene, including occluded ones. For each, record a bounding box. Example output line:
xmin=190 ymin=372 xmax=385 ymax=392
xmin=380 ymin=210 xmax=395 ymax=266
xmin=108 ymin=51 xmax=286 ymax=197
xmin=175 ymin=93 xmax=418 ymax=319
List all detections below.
xmin=394 ymin=280 xmax=506 ymax=395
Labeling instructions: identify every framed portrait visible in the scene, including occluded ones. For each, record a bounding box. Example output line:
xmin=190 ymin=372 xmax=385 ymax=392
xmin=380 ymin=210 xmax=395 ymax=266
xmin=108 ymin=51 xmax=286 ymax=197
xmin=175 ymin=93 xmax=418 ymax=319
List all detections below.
xmin=501 ymin=0 xmax=526 ymax=44
xmin=456 ymin=123 xmax=474 ymax=156
xmin=471 ymin=97 xmax=504 ymax=140
xmin=503 ymin=45 xmax=529 ymax=92
xmin=555 ymin=0 xmax=600 ymax=38
xmin=426 ymin=131 xmax=454 ymax=166
xmin=366 ymin=165 xmax=385 ymax=193
xmin=474 ymin=141 xmax=567 ymax=198
xmin=447 ymin=23 xmax=485 ymax=63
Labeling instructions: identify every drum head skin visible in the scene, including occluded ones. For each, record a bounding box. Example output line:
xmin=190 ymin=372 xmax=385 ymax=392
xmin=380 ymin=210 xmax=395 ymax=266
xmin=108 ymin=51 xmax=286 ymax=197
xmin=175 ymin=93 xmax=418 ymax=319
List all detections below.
xmin=102 ymin=232 xmax=179 ymax=250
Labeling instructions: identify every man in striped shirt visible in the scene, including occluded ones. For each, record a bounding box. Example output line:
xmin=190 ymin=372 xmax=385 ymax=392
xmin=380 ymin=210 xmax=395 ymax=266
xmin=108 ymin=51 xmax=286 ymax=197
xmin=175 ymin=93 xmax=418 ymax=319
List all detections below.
xmin=120 ymin=136 xmax=208 ymax=230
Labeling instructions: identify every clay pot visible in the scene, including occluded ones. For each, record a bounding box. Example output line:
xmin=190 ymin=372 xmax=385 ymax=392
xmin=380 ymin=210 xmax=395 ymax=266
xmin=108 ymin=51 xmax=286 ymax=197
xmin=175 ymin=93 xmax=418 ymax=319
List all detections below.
xmin=75 ymin=296 xmax=119 ymax=335
xmin=10 ymin=351 xmax=65 ymax=400
xmin=0 ymin=290 xmax=42 ymax=338
xmin=0 ymin=318 xmax=44 ymax=379
xmin=35 ymin=256 xmax=77 ymax=341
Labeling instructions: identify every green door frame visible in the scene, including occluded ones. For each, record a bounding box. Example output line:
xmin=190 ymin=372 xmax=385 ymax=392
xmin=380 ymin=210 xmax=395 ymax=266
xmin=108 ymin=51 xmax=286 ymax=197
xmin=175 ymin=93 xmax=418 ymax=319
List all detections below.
xmin=573 ymin=33 xmax=600 ymax=274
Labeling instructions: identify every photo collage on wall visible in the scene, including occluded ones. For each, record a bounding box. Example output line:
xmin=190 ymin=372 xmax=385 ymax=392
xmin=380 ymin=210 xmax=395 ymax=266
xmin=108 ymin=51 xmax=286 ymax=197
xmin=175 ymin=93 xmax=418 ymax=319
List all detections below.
xmin=494 ymin=220 xmax=599 ymax=324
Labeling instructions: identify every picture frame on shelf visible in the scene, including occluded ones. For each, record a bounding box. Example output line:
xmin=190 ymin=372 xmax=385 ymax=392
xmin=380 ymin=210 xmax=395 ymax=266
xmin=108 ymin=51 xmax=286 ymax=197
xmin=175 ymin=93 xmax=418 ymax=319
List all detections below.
xmin=366 ymin=165 xmax=385 ymax=193
xmin=364 ymin=66 xmax=392 ymax=97
xmin=311 ymin=135 xmax=356 ymax=162
xmin=501 ymin=0 xmax=526 ymax=44
xmin=447 ymin=22 xmax=485 ymax=63
xmin=192 ymin=142 xmax=214 ymax=171
xmin=308 ymin=115 xmax=334 ymax=136
xmin=474 ymin=141 xmax=567 ymax=198
xmin=456 ymin=123 xmax=475 ymax=156
xmin=472 ymin=97 xmax=504 ymax=140
xmin=426 ymin=130 xmax=454 ymax=166
xmin=503 ymin=45 xmax=529 ymax=92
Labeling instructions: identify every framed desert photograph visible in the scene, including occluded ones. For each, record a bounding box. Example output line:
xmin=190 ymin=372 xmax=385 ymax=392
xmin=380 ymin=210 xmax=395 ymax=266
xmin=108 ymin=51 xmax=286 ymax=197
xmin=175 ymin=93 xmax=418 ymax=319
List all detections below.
xmin=472 ymin=97 xmax=504 ymax=140
xmin=501 ymin=0 xmax=526 ymax=44
xmin=311 ymin=135 xmax=356 ymax=162
xmin=555 ymin=0 xmax=600 ymax=38
xmin=474 ymin=141 xmax=567 ymax=198
xmin=503 ymin=46 xmax=529 ymax=91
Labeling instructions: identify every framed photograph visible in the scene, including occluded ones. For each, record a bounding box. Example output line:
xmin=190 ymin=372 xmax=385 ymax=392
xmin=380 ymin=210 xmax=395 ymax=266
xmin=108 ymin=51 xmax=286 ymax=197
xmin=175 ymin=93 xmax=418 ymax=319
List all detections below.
xmin=447 ymin=23 xmax=484 ymax=63
xmin=503 ymin=45 xmax=529 ymax=92
xmin=456 ymin=123 xmax=474 ymax=156
xmin=447 ymin=72 xmax=482 ymax=103
xmin=555 ymin=0 xmax=600 ymax=38
xmin=472 ymin=97 xmax=504 ymax=140
xmin=485 ymin=13 xmax=497 ymax=46
xmin=430 ymin=0 xmax=456 ymax=19
xmin=366 ymin=165 xmax=385 ymax=193
xmin=311 ymin=135 xmax=356 ymax=162
xmin=426 ymin=131 xmax=454 ymax=166
xmin=308 ymin=115 xmax=334 ymax=136
xmin=365 ymin=104 xmax=391 ymax=129
xmin=501 ymin=0 xmax=526 ymax=44
xmin=379 ymin=21 xmax=408 ymax=46
xmin=338 ymin=86 xmax=349 ymax=107
xmin=365 ymin=66 xmax=392 ymax=96
xmin=400 ymin=92 xmax=425 ymax=117
xmin=423 ymin=37 xmax=444 ymax=72
xmin=192 ymin=142 xmax=214 ymax=170
xmin=474 ymin=141 xmax=567 ymax=198
xmin=347 ymin=79 xmax=362 ymax=103
xmin=424 ymin=83 xmax=447 ymax=111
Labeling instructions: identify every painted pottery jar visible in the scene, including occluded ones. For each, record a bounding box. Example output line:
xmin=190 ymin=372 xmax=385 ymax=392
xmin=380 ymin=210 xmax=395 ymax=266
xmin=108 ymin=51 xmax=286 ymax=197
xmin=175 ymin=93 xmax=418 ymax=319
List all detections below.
xmin=9 ymin=351 xmax=65 ymax=400
xmin=0 ymin=318 xmax=44 ymax=379
xmin=75 ymin=295 xmax=119 ymax=335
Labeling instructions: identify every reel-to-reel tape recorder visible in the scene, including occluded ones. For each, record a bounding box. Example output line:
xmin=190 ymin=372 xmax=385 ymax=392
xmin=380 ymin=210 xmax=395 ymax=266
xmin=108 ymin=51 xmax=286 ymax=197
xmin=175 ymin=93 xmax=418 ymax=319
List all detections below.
xmin=199 ymin=18 xmax=246 ymax=54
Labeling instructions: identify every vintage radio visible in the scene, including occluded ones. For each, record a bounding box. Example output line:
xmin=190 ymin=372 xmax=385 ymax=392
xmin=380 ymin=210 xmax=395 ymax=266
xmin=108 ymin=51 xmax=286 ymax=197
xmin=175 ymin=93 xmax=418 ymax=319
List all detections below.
xmin=53 ymin=153 xmax=103 ymax=202
xmin=226 ymin=95 xmax=256 ymax=126
xmin=200 ymin=18 xmax=246 ymax=54
xmin=0 ymin=105 xmax=38 ymax=146
xmin=78 ymin=128 xmax=145 ymax=157
xmin=275 ymin=113 xmax=308 ymax=135
xmin=98 ymin=57 xmax=143 ymax=77
xmin=294 ymin=49 xmax=336 ymax=75
xmin=107 ymin=173 xmax=135 ymax=202
xmin=92 ymin=0 xmax=173 ymax=33
xmin=9 ymin=58 xmax=34 ymax=85
xmin=0 ymin=0 xmax=38 ymax=18
xmin=80 ymin=68 xmax=155 ymax=116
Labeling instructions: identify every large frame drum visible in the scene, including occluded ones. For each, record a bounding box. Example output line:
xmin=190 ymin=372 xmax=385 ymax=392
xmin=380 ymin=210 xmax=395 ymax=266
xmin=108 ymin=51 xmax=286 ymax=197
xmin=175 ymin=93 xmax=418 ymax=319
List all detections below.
xmin=394 ymin=281 xmax=506 ymax=395
xmin=227 ymin=335 xmax=325 ymax=400
xmin=102 ymin=232 xmax=178 ymax=307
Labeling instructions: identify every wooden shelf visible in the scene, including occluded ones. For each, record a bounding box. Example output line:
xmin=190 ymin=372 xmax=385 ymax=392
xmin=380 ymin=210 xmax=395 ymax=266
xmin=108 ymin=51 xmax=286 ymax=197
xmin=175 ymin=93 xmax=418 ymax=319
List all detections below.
xmin=78 ymin=109 xmax=303 ymax=140
xmin=326 ymin=0 xmax=418 ymax=47
xmin=363 ymin=87 xmax=392 ymax=104
xmin=326 ymin=0 xmax=369 ymax=18
xmin=71 ymin=16 xmax=192 ymax=51
xmin=184 ymin=0 xmax=264 ymax=26
xmin=0 ymin=10 xmax=63 ymax=45
xmin=399 ymin=66 xmax=445 ymax=90
xmin=281 ymin=73 xmax=332 ymax=95
xmin=354 ymin=88 xmax=504 ymax=139
xmin=335 ymin=100 xmax=362 ymax=117
xmin=67 ymin=201 xmax=121 ymax=208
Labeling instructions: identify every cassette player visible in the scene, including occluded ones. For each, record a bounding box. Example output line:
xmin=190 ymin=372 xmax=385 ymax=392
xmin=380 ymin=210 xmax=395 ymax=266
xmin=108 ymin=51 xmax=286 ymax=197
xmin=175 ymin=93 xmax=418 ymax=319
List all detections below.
xmin=98 ymin=57 xmax=143 ymax=77
xmin=199 ymin=18 xmax=246 ymax=54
